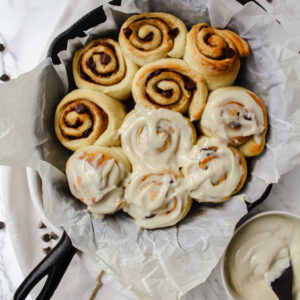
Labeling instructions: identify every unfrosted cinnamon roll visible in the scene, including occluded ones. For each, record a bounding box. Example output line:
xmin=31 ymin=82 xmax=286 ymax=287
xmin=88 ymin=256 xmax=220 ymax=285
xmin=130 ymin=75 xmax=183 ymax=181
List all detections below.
xmin=200 ymin=86 xmax=267 ymax=157
xmin=184 ymin=23 xmax=250 ymax=90
xmin=120 ymin=108 xmax=196 ymax=171
xmin=119 ymin=12 xmax=187 ymax=66
xmin=123 ymin=170 xmax=192 ymax=229
xmin=132 ymin=58 xmax=208 ymax=121
xmin=54 ymin=89 xmax=126 ymax=151
xmin=66 ymin=145 xmax=131 ymax=215
xmin=183 ymin=136 xmax=247 ymax=203
xmin=73 ymin=38 xmax=138 ymax=100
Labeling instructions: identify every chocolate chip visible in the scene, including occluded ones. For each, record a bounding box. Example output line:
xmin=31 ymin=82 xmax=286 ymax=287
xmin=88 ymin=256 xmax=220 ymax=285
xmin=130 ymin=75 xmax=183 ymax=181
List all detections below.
xmin=50 ymin=232 xmax=59 ymax=240
xmin=161 ymin=89 xmax=173 ymax=98
xmin=0 ymin=222 xmax=5 ymax=230
xmin=243 ymin=114 xmax=252 ymax=121
xmin=123 ymin=27 xmax=132 ymax=38
xmin=224 ymin=47 xmax=235 ymax=58
xmin=42 ymin=233 xmax=51 ymax=242
xmin=169 ymin=179 xmax=174 ymax=184
xmin=169 ymin=27 xmax=179 ymax=39
xmin=228 ymin=121 xmax=241 ymax=129
xmin=38 ymin=221 xmax=46 ymax=229
xmin=0 ymin=74 xmax=10 ymax=82
xmin=184 ymin=78 xmax=196 ymax=90
xmin=145 ymin=213 xmax=155 ymax=219
xmin=42 ymin=247 xmax=52 ymax=255
xmin=199 ymin=24 xmax=209 ymax=31
xmin=86 ymin=57 xmax=96 ymax=68
xmin=75 ymin=104 xmax=87 ymax=114
xmin=0 ymin=44 xmax=5 ymax=52
xmin=140 ymin=32 xmax=154 ymax=42
xmin=82 ymin=129 xmax=92 ymax=138
xmin=99 ymin=52 xmax=111 ymax=65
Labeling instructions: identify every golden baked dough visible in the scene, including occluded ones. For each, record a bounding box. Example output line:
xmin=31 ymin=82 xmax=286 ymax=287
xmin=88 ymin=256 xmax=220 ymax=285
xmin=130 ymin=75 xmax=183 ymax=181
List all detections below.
xmin=200 ymin=86 xmax=267 ymax=157
xmin=132 ymin=58 xmax=207 ymax=121
xmin=184 ymin=23 xmax=250 ymax=90
xmin=73 ymin=38 xmax=138 ymax=100
xmin=123 ymin=170 xmax=192 ymax=229
xmin=119 ymin=12 xmax=187 ymax=66
xmin=66 ymin=145 xmax=131 ymax=215
xmin=182 ymin=136 xmax=247 ymax=203
xmin=54 ymin=89 xmax=126 ymax=151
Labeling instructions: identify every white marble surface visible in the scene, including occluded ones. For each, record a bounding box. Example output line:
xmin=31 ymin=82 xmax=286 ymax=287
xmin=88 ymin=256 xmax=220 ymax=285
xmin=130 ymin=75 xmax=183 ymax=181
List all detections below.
xmin=0 ymin=0 xmax=300 ymax=299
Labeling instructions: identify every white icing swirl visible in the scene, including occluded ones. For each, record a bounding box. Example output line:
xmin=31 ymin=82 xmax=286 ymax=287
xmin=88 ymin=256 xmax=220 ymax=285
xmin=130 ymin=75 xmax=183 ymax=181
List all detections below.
xmin=123 ymin=171 xmax=191 ymax=229
xmin=66 ymin=146 xmax=130 ymax=215
xmin=120 ymin=107 xmax=195 ymax=171
xmin=201 ymin=87 xmax=265 ymax=145
xmin=183 ymin=137 xmax=245 ymax=203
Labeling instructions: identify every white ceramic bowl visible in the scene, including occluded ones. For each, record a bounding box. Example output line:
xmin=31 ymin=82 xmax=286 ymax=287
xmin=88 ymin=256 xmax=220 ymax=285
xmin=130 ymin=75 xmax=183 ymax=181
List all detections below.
xmin=221 ymin=210 xmax=300 ymax=299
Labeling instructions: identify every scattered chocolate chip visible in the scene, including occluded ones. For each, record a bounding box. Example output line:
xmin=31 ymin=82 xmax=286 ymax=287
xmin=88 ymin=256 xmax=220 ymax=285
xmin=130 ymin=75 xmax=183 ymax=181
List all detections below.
xmin=223 ymin=47 xmax=235 ymax=58
xmin=42 ymin=247 xmax=52 ymax=255
xmin=38 ymin=221 xmax=46 ymax=229
xmin=0 ymin=222 xmax=5 ymax=229
xmin=228 ymin=121 xmax=241 ymax=129
xmin=169 ymin=27 xmax=179 ymax=39
xmin=145 ymin=213 xmax=155 ymax=219
xmin=42 ymin=233 xmax=51 ymax=242
xmin=140 ymin=32 xmax=154 ymax=42
xmin=123 ymin=27 xmax=133 ymax=38
xmin=50 ymin=232 xmax=59 ymax=240
xmin=99 ymin=52 xmax=111 ymax=65
xmin=86 ymin=57 xmax=96 ymax=68
xmin=161 ymin=89 xmax=173 ymax=98
xmin=82 ymin=129 xmax=92 ymax=138
xmin=169 ymin=179 xmax=174 ymax=184
xmin=243 ymin=114 xmax=252 ymax=121
xmin=199 ymin=24 xmax=209 ymax=31
xmin=75 ymin=103 xmax=87 ymax=114
xmin=184 ymin=78 xmax=196 ymax=90
xmin=0 ymin=74 xmax=10 ymax=82
xmin=0 ymin=44 xmax=5 ymax=52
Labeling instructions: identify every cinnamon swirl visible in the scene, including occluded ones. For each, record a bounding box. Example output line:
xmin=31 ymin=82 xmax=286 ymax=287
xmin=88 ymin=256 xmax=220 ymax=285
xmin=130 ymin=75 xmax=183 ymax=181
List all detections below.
xmin=119 ymin=12 xmax=187 ymax=66
xmin=54 ymin=89 xmax=126 ymax=151
xmin=73 ymin=38 xmax=138 ymax=100
xmin=132 ymin=58 xmax=208 ymax=121
xmin=184 ymin=23 xmax=250 ymax=90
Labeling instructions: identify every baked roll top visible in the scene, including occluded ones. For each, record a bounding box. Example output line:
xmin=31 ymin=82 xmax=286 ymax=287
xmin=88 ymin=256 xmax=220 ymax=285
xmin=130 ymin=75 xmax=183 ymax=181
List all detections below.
xmin=200 ymin=86 xmax=267 ymax=157
xmin=66 ymin=145 xmax=131 ymax=215
xmin=132 ymin=58 xmax=207 ymax=121
xmin=54 ymin=89 xmax=126 ymax=151
xmin=73 ymin=38 xmax=138 ymax=100
xmin=184 ymin=23 xmax=250 ymax=90
xmin=119 ymin=12 xmax=187 ymax=66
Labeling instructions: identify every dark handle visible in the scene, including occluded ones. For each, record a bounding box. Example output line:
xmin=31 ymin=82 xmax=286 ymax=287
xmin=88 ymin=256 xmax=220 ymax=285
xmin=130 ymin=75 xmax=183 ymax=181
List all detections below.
xmin=14 ymin=232 xmax=77 ymax=300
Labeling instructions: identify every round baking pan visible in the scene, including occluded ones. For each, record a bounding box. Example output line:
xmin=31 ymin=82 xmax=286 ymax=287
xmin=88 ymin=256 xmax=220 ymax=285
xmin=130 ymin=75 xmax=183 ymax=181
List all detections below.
xmin=13 ymin=0 xmax=271 ymax=299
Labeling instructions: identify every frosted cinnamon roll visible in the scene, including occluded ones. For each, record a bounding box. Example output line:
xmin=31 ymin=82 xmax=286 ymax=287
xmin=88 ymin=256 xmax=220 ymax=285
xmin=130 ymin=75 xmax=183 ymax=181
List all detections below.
xmin=132 ymin=58 xmax=208 ymax=121
xmin=123 ymin=170 xmax=192 ymax=229
xmin=55 ymin=89 xmax=126 ymax=151
xmin=120 ymin=108 xmax=196 ymax=171
xmin=200 ymin=87 xmax=267 ymax=157
xmin=119 ymin=12 xmax=187 ymax=66
xmin=183 ymin=137 xmax=247 ymax=203
xmin=66 ymin=145 xmax=131 ymax=215
xmin=73 ymin=38 xmax=138 ymax=100
xmin=184 ymin=23 xmax=250 ymax=90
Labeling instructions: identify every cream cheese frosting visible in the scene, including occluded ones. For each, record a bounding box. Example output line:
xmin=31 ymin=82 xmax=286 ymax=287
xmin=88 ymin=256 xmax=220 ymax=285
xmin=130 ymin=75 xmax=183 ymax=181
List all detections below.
xmin=224 ymin=214 xmax=300 ymax=300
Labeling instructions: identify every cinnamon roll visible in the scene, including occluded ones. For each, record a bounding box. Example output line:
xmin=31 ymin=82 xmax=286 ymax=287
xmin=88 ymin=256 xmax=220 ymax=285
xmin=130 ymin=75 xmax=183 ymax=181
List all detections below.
xmin=119 ymin=12 xmax=187 ymax=66
xmin=66 ymin=145 xmax=131 ymax=215
xmin=200 ymin=86 xmax=267 ymax=157
xmin=73 ymin=38 xmax=138 ymax=100
xmin=123 ymin=170 xmax=192 ymax=229
xmin=54 ymin=89 xmax=126 ymax=151
xmin=184 ymin=23 xmax=250 ymax=90
xmin=183 ymin=136 xmax=247 ymax=203
xmin=132 ymin=58 xmax=208 ymax=121
xmin=120 ymin=108 xmax=196 ymax=171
